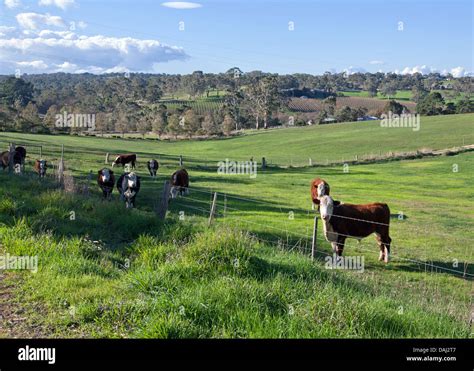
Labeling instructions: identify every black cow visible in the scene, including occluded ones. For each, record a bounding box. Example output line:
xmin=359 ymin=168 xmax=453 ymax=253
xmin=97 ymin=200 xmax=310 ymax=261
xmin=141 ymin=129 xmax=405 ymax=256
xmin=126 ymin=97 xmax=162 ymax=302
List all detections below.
xmin=117 ymin=172 xmax=141 ymax=208
xmin=147 ymin=159 xmax=159 ymax=177
xmin=0 ymin=150 xmax=22 ymax=172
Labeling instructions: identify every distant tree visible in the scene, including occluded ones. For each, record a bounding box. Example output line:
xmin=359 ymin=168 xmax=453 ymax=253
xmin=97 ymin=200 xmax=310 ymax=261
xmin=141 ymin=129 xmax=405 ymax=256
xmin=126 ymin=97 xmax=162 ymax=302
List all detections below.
xmin=167 ymin=113 xmax=181 ymax=139
xmin=0 ymin=77 xmax=34 ymax=107
xmin=417 ymin=92 xmax=445 ymax=115
xmin=411 ymin=82 xmax=428 ymax=103
xmin=364 ymin=79 xmax=378 ymax=97
xmin=95 ymin=112 xmax=109 ymax=136
xmin=379 ymin=82 xmax=398 ymax=99
xmin=152 ymin=109 xmax=168 ymax=138
xmin=145 ymin=79 xmax=163 ymax=103
xmin=322 ymin=96 xmax=336 ymax=115
xmin=456 ymin=96 xmax=474 ymax=113
xmin=44 ymin=104 xmax=59 ymax=132
xmin=136 ymin=115 xmax=152 ymax=138
xmin=202 ymin=113 xmax=219 ymax=136
xmin=335 ymin=106 xmax=355 ymax=122
xmin=222 ymin=114 xmax=235 ymax=136
xmin=382 ymin=100 xmax=408 ymax=115
xmin=183 ymin=109 xmax=201 ymax=138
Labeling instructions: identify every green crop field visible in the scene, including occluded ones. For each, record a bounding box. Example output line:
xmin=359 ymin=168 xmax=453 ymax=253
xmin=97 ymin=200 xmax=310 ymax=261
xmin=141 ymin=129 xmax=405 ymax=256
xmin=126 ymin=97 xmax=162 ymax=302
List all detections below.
xmin=340 ymin=90 xmax=413 ymax=101
xmin=0 ymin=113 xmax=472 ymax=338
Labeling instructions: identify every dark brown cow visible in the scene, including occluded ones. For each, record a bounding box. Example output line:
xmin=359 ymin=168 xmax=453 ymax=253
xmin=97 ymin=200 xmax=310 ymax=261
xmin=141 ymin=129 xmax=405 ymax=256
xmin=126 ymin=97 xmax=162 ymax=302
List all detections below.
xmin=34 ymin=159 xmax=48 ymax=178
xmin=97 ymin=168 xmax=115 ymax=199
xmin=310 ymin=178 xmax=330 ymax=207
xmin=319 ymin=195 xmax=392 ymax=263
xmin=0 ymin=150 xmax=22 ymax=171
xmin=112 ymin=154 xmax=136 ymax=169
xmin=170 ymin=169 xmax=189 ymax=199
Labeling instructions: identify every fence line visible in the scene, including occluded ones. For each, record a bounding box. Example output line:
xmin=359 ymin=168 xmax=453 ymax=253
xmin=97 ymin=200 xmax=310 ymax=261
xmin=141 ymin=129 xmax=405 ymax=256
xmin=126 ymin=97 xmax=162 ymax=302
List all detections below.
xmin=172 ymin=190 xmax=472 ymax=279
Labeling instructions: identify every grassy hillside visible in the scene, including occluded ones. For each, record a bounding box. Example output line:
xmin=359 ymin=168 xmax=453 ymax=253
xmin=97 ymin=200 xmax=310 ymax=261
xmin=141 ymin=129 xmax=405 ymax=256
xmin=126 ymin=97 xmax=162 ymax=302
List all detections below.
xmin=0 ymin=153 xmax=472 ymax=338
xmin=0 ymin=157 xmax=472 ymax=338
xmin=1 ymin=113 xmax=473 ymax=167
xmin=0 ymin=113 xmax=472 ymax=338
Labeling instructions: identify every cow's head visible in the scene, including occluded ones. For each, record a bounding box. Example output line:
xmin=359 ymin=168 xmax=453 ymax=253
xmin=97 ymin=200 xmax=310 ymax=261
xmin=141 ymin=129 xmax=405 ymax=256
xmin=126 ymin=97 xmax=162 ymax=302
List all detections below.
xmin=111 ymin=156 xmax=120 ymax=168
xmin=126 ymin=172 xmax=138 ymax=189
xmin=319 ymin=195 xmax=334 ymax=222
xmin=317 ymin=181 xmax=329 ymax=198
xmin=100 ymin=168 xmax=111 ymax=183
xmin=37 ymin=160 xmax=47 ymax=177
xmin=170 ymin=186 xmax=179 ymax=199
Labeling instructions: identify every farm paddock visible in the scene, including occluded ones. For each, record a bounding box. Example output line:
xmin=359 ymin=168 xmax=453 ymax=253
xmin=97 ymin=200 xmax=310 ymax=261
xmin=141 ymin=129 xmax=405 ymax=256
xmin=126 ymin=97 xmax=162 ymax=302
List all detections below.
xmin=0 ymin=119 xmax=472 ymax=338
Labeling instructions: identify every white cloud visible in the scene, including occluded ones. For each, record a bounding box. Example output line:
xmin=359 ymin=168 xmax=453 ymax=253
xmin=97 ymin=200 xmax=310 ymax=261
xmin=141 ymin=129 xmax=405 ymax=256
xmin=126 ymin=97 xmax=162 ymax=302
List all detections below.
xmin=17 ymin=60 xmax=48 ymax=69
xmin=38 ymin=0 xmax=75 ymax=10
xmin=369 ymin=60 xmax=384 ymax=65
xmin=4 ymin=0 xmax=21 ymax=8
xmin=343 ymin=66 xmax=367 ymax=75
xmin=161 ymin=2 xmax=202 ymax=9
xmin=397 ymin=65 xmax=436 ymax=75
xmin=395 ymin=65 xmax=472 ymax=77
xmin=0 ymin=28 xmax=189 ymax=74
xmin=449 ymin=66 xmax=470 ymax=78
xmin=16 ymin=12 xmax=66 ymax=29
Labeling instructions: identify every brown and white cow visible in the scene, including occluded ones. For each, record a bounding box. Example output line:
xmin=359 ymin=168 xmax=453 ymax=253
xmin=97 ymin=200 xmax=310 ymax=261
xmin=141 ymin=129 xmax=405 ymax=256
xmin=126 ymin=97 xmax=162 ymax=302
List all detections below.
xmin=319 ymin=195 xmax=392 ymax=263
xmin=147 ymin=159 xmax=159 ymax=177
xmin=97 ymin=168 xmax=115 ymax=199
xmin=34 ymin=159 xmax=48 ymax=178
xmin=112 ymin=154 xmax=136 ymax=169
xmin=310 ymin=178 xmax=330 ymax=209
xmin=170 ymin=169 xmax=189 ymax=199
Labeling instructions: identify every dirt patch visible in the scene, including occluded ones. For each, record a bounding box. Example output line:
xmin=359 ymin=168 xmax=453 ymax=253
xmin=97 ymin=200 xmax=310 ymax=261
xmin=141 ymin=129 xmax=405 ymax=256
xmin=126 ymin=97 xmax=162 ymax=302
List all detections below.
xmin=0 ymin=272 xmax=49 ymax=338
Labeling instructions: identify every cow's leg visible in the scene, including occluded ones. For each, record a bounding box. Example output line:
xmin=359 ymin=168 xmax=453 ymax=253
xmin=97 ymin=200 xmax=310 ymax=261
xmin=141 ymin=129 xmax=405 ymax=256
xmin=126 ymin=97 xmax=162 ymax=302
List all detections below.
xmin=382 ymin=233 xmax=392 ymax=263
xmin=335 ymin=236 xmax=346 ymax=256
xmin=375 ymin=233 xmax=385 ymax=261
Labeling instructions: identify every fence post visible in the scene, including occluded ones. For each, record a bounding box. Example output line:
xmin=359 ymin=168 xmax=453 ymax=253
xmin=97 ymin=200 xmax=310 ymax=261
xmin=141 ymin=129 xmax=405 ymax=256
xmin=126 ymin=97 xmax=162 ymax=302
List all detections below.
xmin=208 ymin=192 xmax=218 ymax=226
xmin=223 ymin=194 xmax=227 ymax=218
xmin=105 ymin=153 xmax=110 ymax=164
xmin=8 ymin=143 xmax=15 ymax=174
xmin=311 ymin=216 xmax=318 ymax=261
xmin=39 ymin=146 xmax=42 ymax=159
xmin=262 ymin=157 xmax=266 ymax=169
xmin=309 ymin=158 xmax=312 ymax=166
xmin=179 ymin=155 xmax=183 ymax=167
xmin=157 ymin=180 xmax=171 ymax=220
xmin=57 ymin=144 xmax=64 ymax=186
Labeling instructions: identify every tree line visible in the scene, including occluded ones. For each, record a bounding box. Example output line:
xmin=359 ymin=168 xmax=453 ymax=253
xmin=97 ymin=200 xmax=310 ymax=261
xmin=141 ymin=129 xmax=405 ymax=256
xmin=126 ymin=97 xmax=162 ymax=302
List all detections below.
xmin=0 ymin=69 xmax=472 ymax=136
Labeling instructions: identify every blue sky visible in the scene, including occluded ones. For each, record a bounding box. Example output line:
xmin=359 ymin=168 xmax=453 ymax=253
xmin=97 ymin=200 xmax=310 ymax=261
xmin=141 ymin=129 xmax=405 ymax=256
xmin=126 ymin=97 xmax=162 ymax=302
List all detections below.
xmin=0 ymin=0 xmax=472 ymax=75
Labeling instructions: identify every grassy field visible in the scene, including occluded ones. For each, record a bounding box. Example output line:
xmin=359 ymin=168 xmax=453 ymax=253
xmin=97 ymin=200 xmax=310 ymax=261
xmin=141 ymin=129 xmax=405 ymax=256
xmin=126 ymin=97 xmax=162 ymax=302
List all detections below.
xmin=1 ymin=114 xmax=472 ymax=167
xmin=340 ymin=90 xmax=413 ymax=101
xmin=0 ymin=114 xmax=472 ymax=338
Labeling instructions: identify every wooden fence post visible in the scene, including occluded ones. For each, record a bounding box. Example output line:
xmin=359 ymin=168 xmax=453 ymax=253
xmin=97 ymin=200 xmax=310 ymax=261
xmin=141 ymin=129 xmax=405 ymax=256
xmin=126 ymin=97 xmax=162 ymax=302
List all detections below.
xmin=157 ymin=180 xmax=171 ymax=220
xmin=57 ymin=144 xmax=64 ymax=185
xmin=39 ymin=146 xmax=42 ymax=159
xmin=105 ymin=153 xmax=109 ymax=164
xmin=179 ymin=155 xmax=183 ymax=167
xmin=208 ymin=192 xmax=218 ymax=226
xmin=262 ymin=157 xmax=266 ymax=169
xmin=309 ymin=158 xmax=312 ymax=166
xmin=223 ymin=194 xmax=227 ymax=218
xmin=311 ymin=216 xmax=318 ymax=261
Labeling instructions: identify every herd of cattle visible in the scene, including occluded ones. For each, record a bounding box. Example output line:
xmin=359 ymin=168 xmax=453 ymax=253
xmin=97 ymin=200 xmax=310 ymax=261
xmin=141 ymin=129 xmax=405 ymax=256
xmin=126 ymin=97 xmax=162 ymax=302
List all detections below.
xmin=2 ymin=147 xmax=392 ymax=262
xmin=0 ymin=148 xmax=190 ymax=209
xmin=97 ymin=153 xmax=189 ymax=208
